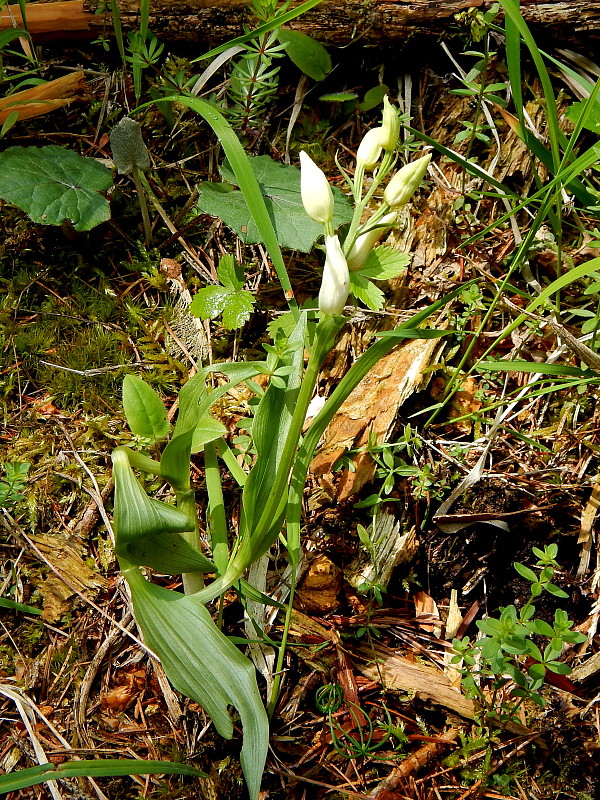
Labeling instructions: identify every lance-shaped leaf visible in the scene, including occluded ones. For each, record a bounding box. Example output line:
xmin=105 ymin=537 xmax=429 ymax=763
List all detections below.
xmin=122 ymin=375 xmax=169 ymax=443
xmin=241 ymin=314 xmax=306 ymax=539
xmin=123 ymin=564 xmax=268 ymax=800
xmin=0 ymin=759 xmax=205 ymax=794
xmin=112 ymin=449 xmax=214 ymax=573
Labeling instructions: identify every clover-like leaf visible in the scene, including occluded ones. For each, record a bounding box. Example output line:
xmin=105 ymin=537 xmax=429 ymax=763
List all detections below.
xmin=190 ymin=286 xmax=255 ymax=331
xmin=0 ymin=145 xmax=113 ymax=230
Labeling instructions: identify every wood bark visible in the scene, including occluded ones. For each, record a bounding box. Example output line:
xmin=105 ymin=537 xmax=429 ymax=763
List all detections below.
xmin=3 ymin=0 xmax=600 ymax=44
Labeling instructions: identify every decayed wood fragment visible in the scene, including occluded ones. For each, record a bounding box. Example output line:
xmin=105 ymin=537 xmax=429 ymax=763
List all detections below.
xmin=310 ymin=335 xmax=444 ymax=500
xmin=4 ymin=1 xmax=600 ymax=44
xmin=356 ymin=642 xmax=477 ymax=719
xmin=0 ymin=71 xmax=86 ymax=124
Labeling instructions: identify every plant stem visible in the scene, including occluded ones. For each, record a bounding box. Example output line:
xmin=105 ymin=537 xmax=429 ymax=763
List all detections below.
xmin=131 ymin=165 xmax=152 ymax=247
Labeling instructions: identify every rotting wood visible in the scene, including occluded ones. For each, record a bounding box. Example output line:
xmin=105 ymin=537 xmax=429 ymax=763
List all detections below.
xmin=0 ymin=71 xmax=86 ymax=124
xmin=4 ymin=0 xmax=600 ymax=44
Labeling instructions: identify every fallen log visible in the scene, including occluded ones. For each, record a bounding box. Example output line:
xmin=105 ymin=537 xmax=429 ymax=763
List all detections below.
xmin=2 ymin=0 xmax=600 ymax=45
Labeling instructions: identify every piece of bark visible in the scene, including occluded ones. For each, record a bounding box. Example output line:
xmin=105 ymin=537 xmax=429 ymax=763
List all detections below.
xmin=5 ymin=1 xmax=600 ymax=44
xmin=85 ymin=0 xmax=600 ymax=44
xmin=310 ymin=335 xmax=444 ymax=500
xmin=0 ymin=71 xmax=86 ymax=124
xmin=0 ymin=1 xmax=93 ymax=39
xmin=356 ymin=642 xmax=477 ymax=720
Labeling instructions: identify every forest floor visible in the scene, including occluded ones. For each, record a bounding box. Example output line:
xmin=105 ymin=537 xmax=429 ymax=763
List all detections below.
xmin=1 ymin=11 xmax=600 ymax=800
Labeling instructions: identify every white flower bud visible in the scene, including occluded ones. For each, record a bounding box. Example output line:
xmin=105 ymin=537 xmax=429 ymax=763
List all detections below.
xmin=379 ymin=95 xmax=400 ymax=151
xmin=356 ymin=127 xmax=383 ymax=170
xmin=319 ymin=235 xmax=349 ymax=316
xmin=347 ymin=211 xmax=397 ymax=271
xmin=384 ymin=153 xmax=431 ymax=208
xmin=299 ymin=150 xmax=334 ymax=224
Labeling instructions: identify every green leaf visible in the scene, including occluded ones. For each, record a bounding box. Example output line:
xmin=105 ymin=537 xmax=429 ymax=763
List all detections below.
xmin=478 ymin=360 xmax=593 ymax=377
xmin=349 ymin=271 xmax=385 ymax=311
xmin=528 ymin=661 xmax=547 ymax=681
xmin=0 ymin=145 xmax=113 ymax=231
xmin=0 ymin=759 xmax=205 ymax=794
xmin=190 ymin=286 xmax=230 ymax=320
xmin=119 ymin=532 xmax=215 ymax=573
xmin=123 ymin=566 xmax=268 ymax=800
xmin=546 ymin=660 xmax=572 ymax=675
xmin=319 ymin=91 xmax=358 ymax=102
xmin=545 ymin=582 xmax=569 ymax=598
xmin=513 ymin=561 xmax=538 ymax=582
xmin=189 ymin=286 xmax=255 ymax=330
xmin=0 ymin=596 xmax=41 ymax=615
xmin=217 ymin=253 xmax=244 ymax=291
xmin=154 ymin=96 xmax=296 ymax=311
xmin=360 ymin=244 xmax=411 ymax=280
xmin=530 ymin=619 xmax=555 ymax=637
xmin=277 ymin=29 xmax=331 ymax=81
xmin=112 ymin=448 xmax=195 ymax=543
xmin=222 ymin=289 xmax=255 ymax=330
xmin=160 ymin=428 xmax=195 ymax=491
xmin=122 ymin=375 xmax=169 ymax=443
xmin=191 ymin=416 xmax=227 ymax=452
xmin=358 ymin=84 xmax=389 ymax=112
xmin=197 ymin=155 xmax=353 ymax=252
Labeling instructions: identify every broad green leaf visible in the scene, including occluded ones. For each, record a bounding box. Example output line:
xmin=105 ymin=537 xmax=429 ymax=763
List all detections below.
xmin=566 ymin=101 xmax=600 ymax=134
xmin=277 ymin=29 xmax=331 ymax=81
xmin=191 ymin=416 xmax=227 ymax=452
xmin=189 ymin=285 xmax=255 ymax=330
xmin=349 ymin=271 xmax=385 ymax=310
xmin=197 ymin=155 xmax=353 ymax=252
xmin=0 ymin=145 xmax=113 ymax=231
xmin=123 ymin=565 xmax=268 ymax=800
xmin=119 ymin=532 xmax=215 ymax=573
xmin=358 ymin=84 xmax=389 ymax=112
xmin=160 ymin=428 xmax=195 ymax=491
xmin=546 ymin=660 xmax=572 ymax=675
xmin=530 ymin=618 xmax=555 ymax=637
xmin=112 ymin=448 xmax=195 ymax=543
xmin=0 ymin=759 xmax=205 ymax=794
xmin=174 ymin=372 xmax=208 ymax=438
xmin=122 ymin=375 xmax=170 ymax=442
xmin=361 ymin=244 xmax=411 ymax=280
xmin=221 ymin=290 xmax=255 ymax=329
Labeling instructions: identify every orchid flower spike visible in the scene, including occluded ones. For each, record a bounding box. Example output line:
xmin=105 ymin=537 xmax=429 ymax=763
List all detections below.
xmin=347 ymin=212 xmax=397 ymax=271
xmin=384 ymin=153 xmax=431 ymax=209
xmin=319 ymin=235 xmax=349 ymax=316
xmin=356 ymin=127 xmax=383 ymax=170
xmin=299 ymin=150 xmax=334 ymax=224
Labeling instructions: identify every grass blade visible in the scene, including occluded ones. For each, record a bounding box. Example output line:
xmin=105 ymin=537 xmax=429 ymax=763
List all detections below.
xmin=0 ymin=759 xmax=204 ymax=794
xmin=151 ymin=95 xmax=297 ymax=313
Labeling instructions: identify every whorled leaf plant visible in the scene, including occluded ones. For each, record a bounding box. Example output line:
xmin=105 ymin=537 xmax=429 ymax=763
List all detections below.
xmin=112 ymin=94 xmax=461 ymax=799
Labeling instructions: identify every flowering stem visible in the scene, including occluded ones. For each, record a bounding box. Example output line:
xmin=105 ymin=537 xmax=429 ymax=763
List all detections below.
xmin=343 ymin=150 xmax=395 ymax=257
